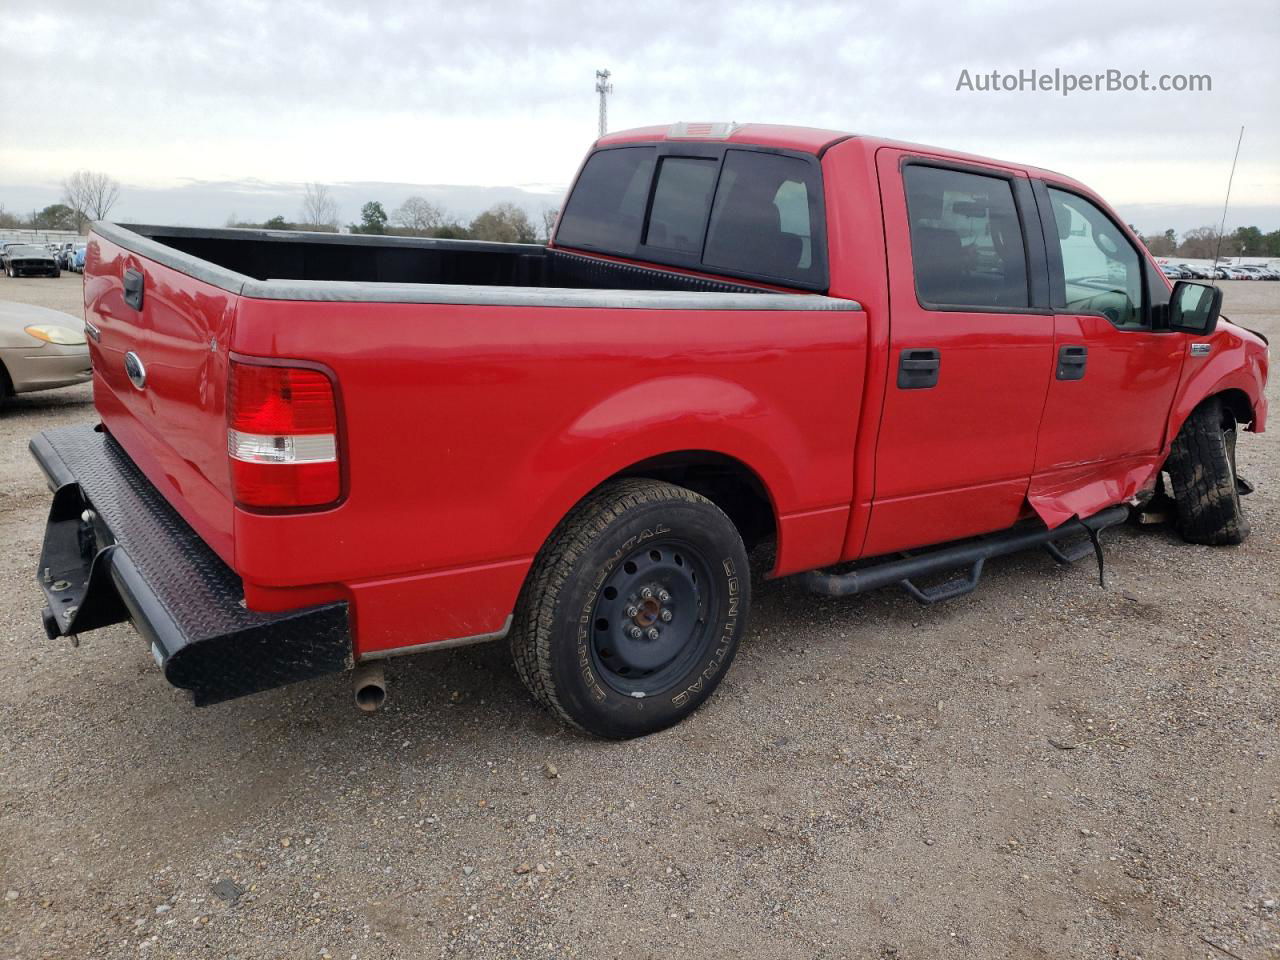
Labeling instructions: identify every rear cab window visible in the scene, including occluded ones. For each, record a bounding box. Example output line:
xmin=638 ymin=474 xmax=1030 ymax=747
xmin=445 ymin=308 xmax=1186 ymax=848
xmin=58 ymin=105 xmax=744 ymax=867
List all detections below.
xmin=555 ymin=147 xmax=656 ymax=252
xmin=554 ymin=143 xmax=828 ymax=290
xmin=645 ymin=157 xmax=718 ymax=254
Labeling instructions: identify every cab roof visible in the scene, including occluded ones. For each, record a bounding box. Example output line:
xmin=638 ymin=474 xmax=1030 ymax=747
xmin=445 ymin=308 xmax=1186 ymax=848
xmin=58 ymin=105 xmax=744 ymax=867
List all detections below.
xmin=597 ymin=123 xmax=850 ymax=154
xmin=596 ymin=123 xmax=1073 ymax=185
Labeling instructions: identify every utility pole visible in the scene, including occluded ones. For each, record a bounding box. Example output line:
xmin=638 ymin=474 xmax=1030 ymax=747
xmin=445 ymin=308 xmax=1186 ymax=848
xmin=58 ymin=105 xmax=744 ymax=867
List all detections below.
xmin=595 ymin=69 xmax=613 ymax=138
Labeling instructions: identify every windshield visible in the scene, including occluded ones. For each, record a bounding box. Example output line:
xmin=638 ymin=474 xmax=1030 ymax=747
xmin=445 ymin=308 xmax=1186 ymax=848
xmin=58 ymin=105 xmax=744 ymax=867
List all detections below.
xmin=10 ymin=245 xmax=46 ymax=255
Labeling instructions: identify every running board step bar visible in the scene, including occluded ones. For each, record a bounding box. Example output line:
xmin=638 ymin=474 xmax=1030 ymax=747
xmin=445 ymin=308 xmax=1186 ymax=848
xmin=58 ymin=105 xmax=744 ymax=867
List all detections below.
xmin=800 ymin=505 xmax=1130 ymax=606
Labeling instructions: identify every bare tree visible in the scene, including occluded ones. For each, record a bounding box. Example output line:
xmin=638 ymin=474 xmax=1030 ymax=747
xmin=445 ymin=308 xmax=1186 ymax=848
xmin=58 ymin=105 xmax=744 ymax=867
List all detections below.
xmin=392 ymin=196 xmax=444 ymax=235
xmin=62 ymin=170 xmax=121 ymax=231
xmin=540 ymin=207 xmax=559 ymax=242
xmin=300 ymin=182 xmax=339 ymax=230
xmin=1176 ymin=225 xmax=1222 ymax=260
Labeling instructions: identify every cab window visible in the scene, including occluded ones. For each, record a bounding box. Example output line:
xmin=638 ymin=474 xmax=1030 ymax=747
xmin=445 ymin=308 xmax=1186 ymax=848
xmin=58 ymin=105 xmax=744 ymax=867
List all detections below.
xmin=903 ymin=165 xmax=1029 ymax=310
xmin=644 ymin=157 xmax=719 ymax=255
xmin=703 ymin=150 xmax=824 ymax=285
xmin=1046 ymin=188 xmax=1144 ymax=328
xmin=555 ymin=147 xmax=656 ymax=252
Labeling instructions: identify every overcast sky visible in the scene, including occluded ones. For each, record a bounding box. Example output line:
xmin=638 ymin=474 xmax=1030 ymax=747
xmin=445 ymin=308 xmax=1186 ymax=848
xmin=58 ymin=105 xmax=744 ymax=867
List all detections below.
xmin=2 ymin=0 xmax=1277 ymax=233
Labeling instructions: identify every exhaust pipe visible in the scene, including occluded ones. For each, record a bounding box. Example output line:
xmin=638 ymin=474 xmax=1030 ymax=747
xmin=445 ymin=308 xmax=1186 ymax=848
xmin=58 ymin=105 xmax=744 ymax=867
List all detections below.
xmin=352 ymin=661 xmax=386 ymax=713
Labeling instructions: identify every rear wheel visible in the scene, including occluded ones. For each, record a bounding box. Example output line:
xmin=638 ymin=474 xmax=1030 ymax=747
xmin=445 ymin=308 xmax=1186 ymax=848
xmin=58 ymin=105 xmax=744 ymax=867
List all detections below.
xmin=510 ymin=479 xmax=750 ymax=739
xmin=1166 ymin=396 xmax=1250 ymax=545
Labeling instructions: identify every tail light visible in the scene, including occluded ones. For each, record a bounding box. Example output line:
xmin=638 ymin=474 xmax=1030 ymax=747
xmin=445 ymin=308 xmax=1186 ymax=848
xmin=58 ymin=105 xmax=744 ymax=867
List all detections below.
xmin=227 ymin=360 xmax=341 ymax=508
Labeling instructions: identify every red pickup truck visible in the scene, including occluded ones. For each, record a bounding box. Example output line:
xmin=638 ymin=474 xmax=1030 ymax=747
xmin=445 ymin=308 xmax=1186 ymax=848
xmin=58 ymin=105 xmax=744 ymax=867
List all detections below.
xmin=32 ymin=123 xmax=1268 ymax=739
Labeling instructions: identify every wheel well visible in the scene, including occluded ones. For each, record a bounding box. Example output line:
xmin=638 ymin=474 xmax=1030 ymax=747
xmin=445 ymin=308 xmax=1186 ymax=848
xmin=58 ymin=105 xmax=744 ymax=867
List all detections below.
xmin=611 ymin=451 xmax=777 ymax=550
xmin=0 ymin=359 xmax=12 ymax=398
xmin=1212 ymin=389 xmax=1254 ymax=428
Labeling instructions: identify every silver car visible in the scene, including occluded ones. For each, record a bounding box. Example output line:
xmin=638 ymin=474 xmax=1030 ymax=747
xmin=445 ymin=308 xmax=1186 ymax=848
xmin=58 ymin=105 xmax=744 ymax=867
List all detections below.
xmin=0 ymin=301 xmax=92 ymax=401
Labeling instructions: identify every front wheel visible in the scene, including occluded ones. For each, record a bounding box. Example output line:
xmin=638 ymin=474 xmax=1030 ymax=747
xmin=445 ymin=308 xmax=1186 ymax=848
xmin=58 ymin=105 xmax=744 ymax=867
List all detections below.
xmin=1166 ymin=396 xmax=1250 ymax=545
xmin=510 ymin=479 xmax=750 ymax=739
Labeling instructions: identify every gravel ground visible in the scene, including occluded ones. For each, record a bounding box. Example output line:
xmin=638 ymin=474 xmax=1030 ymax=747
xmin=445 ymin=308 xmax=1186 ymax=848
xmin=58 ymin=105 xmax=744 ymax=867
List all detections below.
xmin=0 ymin=273 xmax=1276 ymax=960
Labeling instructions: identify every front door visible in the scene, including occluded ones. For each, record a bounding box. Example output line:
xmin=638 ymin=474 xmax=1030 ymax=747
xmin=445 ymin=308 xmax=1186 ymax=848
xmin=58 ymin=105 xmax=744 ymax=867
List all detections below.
xmin=1029 ymin=183 xmax=1184 ymax=522
xmin=863 ymin=150 xmax=1055 ymax=556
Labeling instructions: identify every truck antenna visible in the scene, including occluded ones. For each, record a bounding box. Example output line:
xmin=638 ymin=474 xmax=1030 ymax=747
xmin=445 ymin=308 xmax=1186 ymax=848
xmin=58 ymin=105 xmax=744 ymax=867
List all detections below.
xmin=1210 ymin=125 xmax=1245 ymax=284
xmin=595 ymin=69 xmax=613 ymax=139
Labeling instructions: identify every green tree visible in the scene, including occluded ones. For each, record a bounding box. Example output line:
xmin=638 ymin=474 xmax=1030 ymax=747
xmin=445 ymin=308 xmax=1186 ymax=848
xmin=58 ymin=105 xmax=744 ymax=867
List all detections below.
xmin=359 ymin=201 xmax=389 ymax=234
xmin=1230 ymin=225 xmax=1263 ymax=256
xmin=34 ymin=203 xmax=79 ymax=230
xmin=1263 ymin=229 xmax=1280 ymax=257
xmin=263 ymin=215 xmax=291 ymax=230
xmin=468 ymin=202 xmax=537 ymax=243
xmin=429 ymin=221 xmax=471 ymax=240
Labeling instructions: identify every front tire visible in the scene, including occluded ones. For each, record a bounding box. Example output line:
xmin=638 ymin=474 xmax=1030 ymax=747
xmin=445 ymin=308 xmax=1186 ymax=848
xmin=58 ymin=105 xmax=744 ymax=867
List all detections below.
xmin=1166 ymin=396 xmax=1250 ymax=545
xmin=510 ymin=479 xmax=750 ymax=739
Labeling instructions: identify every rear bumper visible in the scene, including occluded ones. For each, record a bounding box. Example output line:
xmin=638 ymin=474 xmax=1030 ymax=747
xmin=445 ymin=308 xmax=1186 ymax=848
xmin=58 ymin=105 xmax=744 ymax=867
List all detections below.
xmin=31 ymin=424 xmax=352 ymax=705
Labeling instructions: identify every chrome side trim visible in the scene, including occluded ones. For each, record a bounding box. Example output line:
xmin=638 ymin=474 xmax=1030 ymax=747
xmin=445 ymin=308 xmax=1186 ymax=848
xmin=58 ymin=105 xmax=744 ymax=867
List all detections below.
xmin=359 ymin=615 xmax=514 ymax=661
xmin=1190 ymin=343 xmax=1212 ymax=357
xmin=244 ymin=279 xmax=862 ymax=311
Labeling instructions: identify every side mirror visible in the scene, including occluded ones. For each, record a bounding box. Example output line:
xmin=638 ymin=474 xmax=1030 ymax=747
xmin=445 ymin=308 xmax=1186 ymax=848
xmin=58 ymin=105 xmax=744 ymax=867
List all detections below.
xmin=1168 ymin=281 xmax=1222 ymax=335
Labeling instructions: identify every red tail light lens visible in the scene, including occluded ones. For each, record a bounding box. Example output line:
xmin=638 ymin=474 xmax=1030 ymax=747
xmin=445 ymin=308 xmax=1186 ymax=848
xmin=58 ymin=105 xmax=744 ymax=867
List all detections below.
xmin=227 ymin=361 xmax=340 ymax=508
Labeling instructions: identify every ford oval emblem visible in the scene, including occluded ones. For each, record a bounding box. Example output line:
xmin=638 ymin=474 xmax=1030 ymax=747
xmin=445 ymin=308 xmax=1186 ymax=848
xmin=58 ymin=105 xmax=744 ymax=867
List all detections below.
xmin=124 ymin=351 xmax=147 ymax=390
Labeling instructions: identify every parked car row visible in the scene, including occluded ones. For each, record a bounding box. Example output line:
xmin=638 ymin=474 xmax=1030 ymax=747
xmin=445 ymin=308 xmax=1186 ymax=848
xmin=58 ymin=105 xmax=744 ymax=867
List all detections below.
xmin=1222 ymin=263 xmax=1280 ymax=280
xmin=0 ymin=239 xmax=92 ymax=277
xmin=1160 ymin=261 xmax=1280 ymax=281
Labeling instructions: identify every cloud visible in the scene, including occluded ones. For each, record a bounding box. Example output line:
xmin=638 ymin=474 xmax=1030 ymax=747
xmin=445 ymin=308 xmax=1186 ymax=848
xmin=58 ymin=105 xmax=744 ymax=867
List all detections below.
xmin=1 ymin=0 xmax=1277 ymax=230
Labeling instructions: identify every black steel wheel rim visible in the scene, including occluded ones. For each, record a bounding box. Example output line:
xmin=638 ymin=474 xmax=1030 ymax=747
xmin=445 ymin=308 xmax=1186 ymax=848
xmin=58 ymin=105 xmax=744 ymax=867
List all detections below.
xmin=589 ymin=537 xmax=716 ymax=697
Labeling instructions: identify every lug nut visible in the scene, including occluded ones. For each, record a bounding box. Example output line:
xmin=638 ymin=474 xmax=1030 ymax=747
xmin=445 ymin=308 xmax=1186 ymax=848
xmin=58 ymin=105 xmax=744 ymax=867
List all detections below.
xmin=660 ymin=609 xmax=673 ymax=622
xmin=657 ymin=589 xmax=671 ymax=603
xmin=629 ymin=626 xmax=643 ymax=639
xmin=646 ymin=627 xmax=660 ymax=641
xmin=625 ymin=605 xmax=639 ymax=618
xmin=640 ymin=586 xmax=653 ymax=599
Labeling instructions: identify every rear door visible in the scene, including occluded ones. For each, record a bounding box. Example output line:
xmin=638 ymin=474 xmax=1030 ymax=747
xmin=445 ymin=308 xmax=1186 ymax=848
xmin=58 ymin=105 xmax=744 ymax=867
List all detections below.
xmin=863 ymin=151 xmax=1055 ymax=556
xmin=1028 ymin=182 xmax=1183 ymax=523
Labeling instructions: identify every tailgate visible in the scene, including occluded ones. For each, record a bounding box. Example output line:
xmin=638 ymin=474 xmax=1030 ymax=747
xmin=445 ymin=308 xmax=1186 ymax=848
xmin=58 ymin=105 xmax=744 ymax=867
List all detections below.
xmin=85 ymin=230 xmax=238 ymax=564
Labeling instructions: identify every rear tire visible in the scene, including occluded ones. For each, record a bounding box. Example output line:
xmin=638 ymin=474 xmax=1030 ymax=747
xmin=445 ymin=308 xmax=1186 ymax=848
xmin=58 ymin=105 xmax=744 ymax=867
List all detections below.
xmin=1166 ymin=396 xmax=1250 ymax=545
xmin=510 ymin=478 xmax=750 ymax=739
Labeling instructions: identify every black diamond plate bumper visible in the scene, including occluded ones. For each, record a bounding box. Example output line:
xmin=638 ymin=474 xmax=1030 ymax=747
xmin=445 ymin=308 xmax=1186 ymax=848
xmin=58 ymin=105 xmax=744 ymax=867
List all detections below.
xmin=31 ymin=424 xmax=352 ymax=705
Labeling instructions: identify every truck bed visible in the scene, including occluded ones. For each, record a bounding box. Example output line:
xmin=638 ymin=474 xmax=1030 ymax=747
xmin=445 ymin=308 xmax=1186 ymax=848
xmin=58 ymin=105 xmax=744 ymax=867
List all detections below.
xmin=111 ymin=223 xmax=771 ymax=296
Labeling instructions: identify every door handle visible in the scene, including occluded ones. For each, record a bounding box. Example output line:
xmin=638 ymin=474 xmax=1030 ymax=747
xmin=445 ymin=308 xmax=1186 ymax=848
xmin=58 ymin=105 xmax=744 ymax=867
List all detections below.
xmin=897 ymin=348 xmax=940 ymax=389
xmin=1056 ymin=345 xmax=1087 ymax=381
